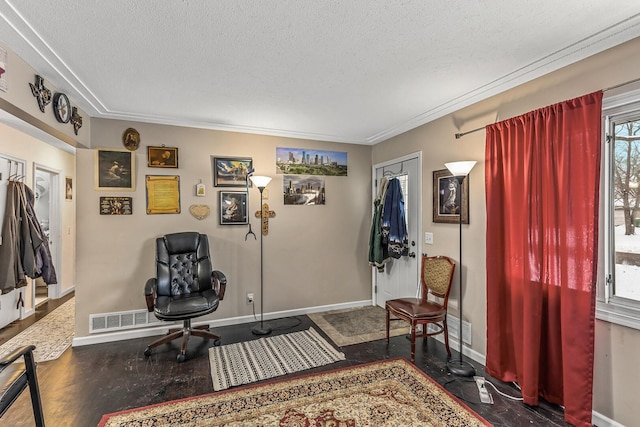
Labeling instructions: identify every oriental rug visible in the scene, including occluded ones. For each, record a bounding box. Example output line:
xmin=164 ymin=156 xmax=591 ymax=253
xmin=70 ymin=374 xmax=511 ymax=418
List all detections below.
xmin=208 ymin=327 xmax=345 ymax=391
xmin=98 ymin=358 xmax=490 ymax=427
xmin=0 ymin=297 xmax=74 ymax=362
xmin=308 ymin=305 xmax=409 ymax=346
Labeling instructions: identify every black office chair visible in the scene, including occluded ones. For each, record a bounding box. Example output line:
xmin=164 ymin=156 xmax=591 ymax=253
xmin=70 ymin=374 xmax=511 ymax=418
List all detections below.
xmin=0 ymin=345 xmax=45 ymax=426
xmin=144 ymin=232 xmax=227 ymax=362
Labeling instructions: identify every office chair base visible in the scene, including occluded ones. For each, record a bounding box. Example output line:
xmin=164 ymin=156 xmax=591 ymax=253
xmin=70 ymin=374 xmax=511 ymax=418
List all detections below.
xmin=144 ymin=323 xmax=221 ymax=361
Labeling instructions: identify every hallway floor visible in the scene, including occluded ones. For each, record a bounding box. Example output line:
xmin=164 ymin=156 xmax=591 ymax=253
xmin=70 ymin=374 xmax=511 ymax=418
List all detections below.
xmin=1 ymin=301 xmax=569 ymax=427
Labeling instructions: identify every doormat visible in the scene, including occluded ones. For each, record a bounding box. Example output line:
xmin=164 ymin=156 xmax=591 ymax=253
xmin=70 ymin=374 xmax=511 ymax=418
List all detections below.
xmin=308 ymin=305 xmax=409 ymax=347
xmin=99 ymin=358 xmax=490 ymax=427
xmin=208 ymin=327 xmax=345 ymax=391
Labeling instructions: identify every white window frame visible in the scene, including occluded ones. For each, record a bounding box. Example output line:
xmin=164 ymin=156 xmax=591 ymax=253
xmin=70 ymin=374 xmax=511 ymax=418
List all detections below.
xmin=598 ymin=87 xmax=640 ymax=330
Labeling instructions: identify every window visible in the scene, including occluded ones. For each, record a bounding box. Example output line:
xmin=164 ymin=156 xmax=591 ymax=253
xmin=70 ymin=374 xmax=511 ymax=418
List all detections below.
xmin=599 ymin=87 xmax=640 ymax=329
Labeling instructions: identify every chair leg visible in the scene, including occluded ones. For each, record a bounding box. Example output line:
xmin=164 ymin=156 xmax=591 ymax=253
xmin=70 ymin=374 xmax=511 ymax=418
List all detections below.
xmin=410 ymin=321 xmax=417 ymax=363
xmin=443 ymin=318 xmax=451 ymax=357
xmin=385 ymin=309 xmax=390 ymax=343
xmin=24 ymin=350 xmax=45 ymax=427
xmin=145 ymin=329 xmax=185 ymax=351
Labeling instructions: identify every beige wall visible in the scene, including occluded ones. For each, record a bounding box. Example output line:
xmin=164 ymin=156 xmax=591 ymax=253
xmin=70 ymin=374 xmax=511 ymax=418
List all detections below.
xmin=373 ymin=36 xmax=640 ymax=426
xmin=75 ymin=119 xmax=373 ymax=336
xmin=0 ymin=123 xmax=76 ymax=309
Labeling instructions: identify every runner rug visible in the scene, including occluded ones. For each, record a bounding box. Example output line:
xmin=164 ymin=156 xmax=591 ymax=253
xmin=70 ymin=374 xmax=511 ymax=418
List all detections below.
xmin=98 ymin=358 xmax=490 ymax=427
xmin=0 ymin=297 xmax=74 ymax=362
xmin=308 ymin=305 xmax=410 ymax=346
xmin=208 ymin=327 xmax=345 ymax=391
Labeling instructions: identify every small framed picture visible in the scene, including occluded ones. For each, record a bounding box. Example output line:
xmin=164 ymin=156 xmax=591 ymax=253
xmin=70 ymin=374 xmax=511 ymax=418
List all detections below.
xmin=219 ymin=191 xmax=248 ymax=225
xmin=65 ymin=177 xmax=73 ymax=200
xmin=212 ymin=156 xmax=252 ymax=187
xmin=147 ymin=146 xmax=179 ymax=168
xmin=433 ymin=169 xmax=469 ymax=224
xmin=95 ymin=148 xmax=135 ymax=191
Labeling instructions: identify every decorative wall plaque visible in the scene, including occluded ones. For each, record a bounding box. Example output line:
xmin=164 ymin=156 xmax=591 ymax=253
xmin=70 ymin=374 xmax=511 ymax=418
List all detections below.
xmin=29 ymin=75 xmax=52 ymax=113
xmin=100 ymin=197 xmax=132 ymax=215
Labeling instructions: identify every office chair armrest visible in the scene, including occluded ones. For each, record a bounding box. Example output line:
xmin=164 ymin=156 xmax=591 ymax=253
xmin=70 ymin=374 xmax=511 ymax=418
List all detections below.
xmin=0 ymin=345 xmax=36 ymax=366
xmin=144 ymin=278 xmax=157 ymax=312
xmin=212 ymin=270 xmax=227 ymax=301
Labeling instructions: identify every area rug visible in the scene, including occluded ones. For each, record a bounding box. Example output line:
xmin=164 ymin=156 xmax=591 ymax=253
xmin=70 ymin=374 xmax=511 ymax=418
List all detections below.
xmin=308 ymin=305 xmax=410 ymax=346
xmin=0 ymin=297 xmax=74 ymax=362
xmin=98 ymin=358 xmax=490 ymax=426
xmin=208 ymin=327 xmax=345 ymax=391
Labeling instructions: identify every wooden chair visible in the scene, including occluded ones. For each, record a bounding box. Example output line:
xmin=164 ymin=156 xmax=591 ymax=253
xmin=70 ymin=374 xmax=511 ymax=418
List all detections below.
xmin=0 ymin=345 xmax=45 ymax=426
xmin=385 ymin=255 xmax=455 ymax=363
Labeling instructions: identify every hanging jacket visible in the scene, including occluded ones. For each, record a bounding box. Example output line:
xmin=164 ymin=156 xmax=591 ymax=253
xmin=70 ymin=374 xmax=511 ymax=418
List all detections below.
xmin=23 ymin=184 xmax=57 ymax=284
xmin=0 ymin=181 xmax=27 ymax=293
xmin=368 ymin=176 xmax=390 ymax=271
xmin=381 ymin=178 xmax=409 ymax=259
xmin=0 ymin=181 xmax=57 ymax=294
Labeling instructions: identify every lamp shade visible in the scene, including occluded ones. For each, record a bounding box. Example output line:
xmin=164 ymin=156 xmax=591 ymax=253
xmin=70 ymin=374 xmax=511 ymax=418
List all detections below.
xmin=249 ymin=175 xmax=272 ymax=188
xmin=444 ymin=161 xmax=476 ymax=177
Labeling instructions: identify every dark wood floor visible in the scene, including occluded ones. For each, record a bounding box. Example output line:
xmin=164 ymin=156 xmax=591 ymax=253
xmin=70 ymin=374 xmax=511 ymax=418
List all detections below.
xmin=1 ymin=299 xmax=569 ymax=427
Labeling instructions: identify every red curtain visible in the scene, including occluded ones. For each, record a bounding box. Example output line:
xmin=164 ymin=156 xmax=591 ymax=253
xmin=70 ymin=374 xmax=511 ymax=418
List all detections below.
xmin=485 ymin=91 xmax=602 ymax=427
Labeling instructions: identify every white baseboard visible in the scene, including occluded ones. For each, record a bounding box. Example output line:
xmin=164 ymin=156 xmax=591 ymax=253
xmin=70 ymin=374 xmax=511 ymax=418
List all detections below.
xmin=60 ymin=286 xmax=75 ymax=298
xmin=72 ymin=299 xmax=372 ymax=347
xmin=592 ymin=411 xmax=626 ymax=427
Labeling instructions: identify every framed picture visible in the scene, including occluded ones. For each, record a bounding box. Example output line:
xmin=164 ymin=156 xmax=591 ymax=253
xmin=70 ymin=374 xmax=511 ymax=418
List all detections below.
xmin=212 ymin=156 xmax=252 ymax=187
xmin=145 ymin=175 xmax=181 ymax=214
xmin=433 ymin=169 xmax=469 ymax=224
xmin=219 ymin=191 xmax=248 ymax=225
xmin=65 ymin=177 xmax=73 ymax=200
xmin=99 ymin=197 xmax=132 ymax=215
xmin=95 ymin=148 xmax=135 ymax=191
xmin=147 ymin=146 xmax=179 ymax=168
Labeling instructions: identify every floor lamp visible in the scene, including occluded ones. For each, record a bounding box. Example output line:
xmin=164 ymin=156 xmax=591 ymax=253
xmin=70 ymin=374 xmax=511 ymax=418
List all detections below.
xmin=249 ymin=175 xmax=272 ymax=335
xmin=444 ymin=160 xmax=476 ymax=377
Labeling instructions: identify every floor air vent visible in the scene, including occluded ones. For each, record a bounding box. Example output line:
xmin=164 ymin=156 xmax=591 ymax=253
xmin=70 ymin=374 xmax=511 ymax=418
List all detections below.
xmin=90 ymin=309 xmax=163 ymax=333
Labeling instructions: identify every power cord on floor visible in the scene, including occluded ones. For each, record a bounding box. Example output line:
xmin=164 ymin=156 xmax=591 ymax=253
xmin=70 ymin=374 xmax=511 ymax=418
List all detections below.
xmin=443 ymin=376 xmax=524 ymax=405
xmin=249 ymin=301 xmax=303 ymax=331
xmin=484 ymin=379 xmax=524 ymax=401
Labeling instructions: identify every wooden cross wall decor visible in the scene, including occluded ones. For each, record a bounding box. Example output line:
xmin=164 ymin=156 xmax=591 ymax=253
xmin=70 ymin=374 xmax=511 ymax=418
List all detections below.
xmin=255 ymin=203 xmax=276 ymax=235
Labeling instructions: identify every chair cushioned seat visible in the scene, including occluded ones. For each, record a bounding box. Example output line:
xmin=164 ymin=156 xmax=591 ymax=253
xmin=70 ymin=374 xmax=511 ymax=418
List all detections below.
xmin=0 ymin=361 xmax=27 ymax=414
xmin=387 ymin=298 xmax=445 ymax=319
xmin=154 ymin=289 xmax=219 ymax=320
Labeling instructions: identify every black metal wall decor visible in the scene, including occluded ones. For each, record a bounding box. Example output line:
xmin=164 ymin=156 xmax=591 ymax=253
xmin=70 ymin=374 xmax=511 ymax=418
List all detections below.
xmin=70 ymin=106 xmax=83 ymax=135
xmin=29 ymin=75 xmax=52 ymax=113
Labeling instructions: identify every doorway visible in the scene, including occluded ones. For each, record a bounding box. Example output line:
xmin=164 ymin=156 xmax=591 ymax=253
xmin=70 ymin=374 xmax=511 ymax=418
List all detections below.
xmin=33 ymin=165 xmax=61 ymax=306
xmin=372 ymin=153 xmax=422 ymax=307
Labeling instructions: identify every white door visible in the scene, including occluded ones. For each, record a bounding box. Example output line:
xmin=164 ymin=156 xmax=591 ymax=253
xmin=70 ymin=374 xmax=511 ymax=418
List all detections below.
xmin=373 ymin=153 xmax=421 ymax=307
xmin=33 ymin=165 xmax=61 ymax=301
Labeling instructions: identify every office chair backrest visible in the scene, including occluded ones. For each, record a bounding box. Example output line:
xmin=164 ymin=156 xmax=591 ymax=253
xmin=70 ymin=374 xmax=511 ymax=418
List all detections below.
xmin=156 ymin=232 xmax=213 ymax=297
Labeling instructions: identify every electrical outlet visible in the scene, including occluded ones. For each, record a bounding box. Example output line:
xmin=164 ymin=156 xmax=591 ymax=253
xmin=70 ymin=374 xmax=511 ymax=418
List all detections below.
xmin=425 ymin=232 xmax=433 ymax=244
xmin=247 ymin=293 xmax=254 ymax=304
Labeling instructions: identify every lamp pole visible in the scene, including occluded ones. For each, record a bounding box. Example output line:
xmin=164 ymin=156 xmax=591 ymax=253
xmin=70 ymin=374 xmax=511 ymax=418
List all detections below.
xmin=250 ymin=176 xmax=272 ymax=335
xmin=444 ymin=162 xmax=476 ymax=377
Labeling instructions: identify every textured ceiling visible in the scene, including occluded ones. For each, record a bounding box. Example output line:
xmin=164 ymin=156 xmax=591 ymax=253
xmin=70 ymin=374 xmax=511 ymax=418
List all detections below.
xmin=2 ymin=1 xmax=640 ymax=144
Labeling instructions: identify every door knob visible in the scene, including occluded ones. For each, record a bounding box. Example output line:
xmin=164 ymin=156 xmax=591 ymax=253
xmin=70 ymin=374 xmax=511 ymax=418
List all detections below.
xmin=408 ymin=252 xmax=416 ymax=258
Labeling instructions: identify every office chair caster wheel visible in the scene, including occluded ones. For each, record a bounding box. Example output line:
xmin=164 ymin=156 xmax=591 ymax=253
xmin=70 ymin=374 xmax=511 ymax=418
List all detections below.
xmin=144 ymin=348 xmax=152 ymax=357
xmin=177 ymin=353 xmax=186 ymax=363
